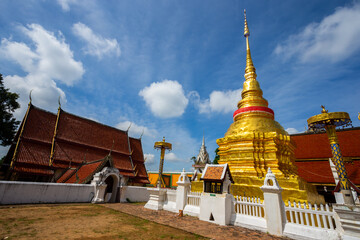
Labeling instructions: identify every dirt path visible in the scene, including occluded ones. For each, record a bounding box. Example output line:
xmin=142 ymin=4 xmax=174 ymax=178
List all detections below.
xmin=104 ymin=203 xmax=288 ymax=240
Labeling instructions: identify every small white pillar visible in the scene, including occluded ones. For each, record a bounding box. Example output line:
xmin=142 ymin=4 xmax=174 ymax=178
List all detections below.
xmin=144 ymin=188 xmax=167 ymax=210
xmin=260 ymin=168 xmax=286 ymax=236
xmin=176 ymin=169 xmax=191 ymax=211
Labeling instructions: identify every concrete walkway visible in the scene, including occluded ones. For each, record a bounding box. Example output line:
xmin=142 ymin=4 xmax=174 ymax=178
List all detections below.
xmin=103 ymin=203 xmax=289 ymax=240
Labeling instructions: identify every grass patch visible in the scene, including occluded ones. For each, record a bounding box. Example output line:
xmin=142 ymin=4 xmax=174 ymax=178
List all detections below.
xmin=0 ymin=204 xmax=207 ymax=240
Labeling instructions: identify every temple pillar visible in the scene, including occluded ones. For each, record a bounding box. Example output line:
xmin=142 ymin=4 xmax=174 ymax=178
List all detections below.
xmin=260 ymin=168 xmax=286 ymax=236
xmin=176 ymin=169 xmax=191 ymax=211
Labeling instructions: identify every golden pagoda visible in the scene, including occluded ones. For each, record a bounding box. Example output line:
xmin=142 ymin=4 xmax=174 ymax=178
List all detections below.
xmin=216 ymin=11 xmax=324 ymax=203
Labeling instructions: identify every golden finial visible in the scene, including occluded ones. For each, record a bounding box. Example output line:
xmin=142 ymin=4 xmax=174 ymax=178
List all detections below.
xmin=321 ymin=105 xmax=328 ymax=113
xmin=243 ymin=9 xmax=256 ymax=75
xmin=244 ymin=9 xmax=250 ymax=37
xmin=236 ymin=9 xmax=268 ymax=110
xmin=358 ymin=112 xmax=360 ymax=121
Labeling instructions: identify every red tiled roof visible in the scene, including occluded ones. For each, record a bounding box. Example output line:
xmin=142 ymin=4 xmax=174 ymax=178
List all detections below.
xmin=64 ymin=160 xmax=103 ymax=184
xmin=56 ymin=111 xmax=130 ymax=155
xmin=10 ymin=106 xmax=56 ymax=174
xmin=5 ymin=105 xmax=149 ymax=184
xmin=129 ymin=138 xmax=149 ymax=182
xmin=202 ymin=166 xmax=224 ymax=180
xmin=56 ymin=168 xmax=77 ymax=183
xmin=291 ymin=128 xmax=360 ymax=159
xmin=14 ymin=163 xmax=53 ymax=176
xmin=129 ymin=138 xmax=144 ymax=162
xmin=22 ymin=106 xmax=57 ymax=143
xmin=15 ymin=141 xmax=51 ymax=166
xmin=53 ymin=140 xmax=110 ymax=164
xmin=295 ymin=160 xmax=360 ymax=185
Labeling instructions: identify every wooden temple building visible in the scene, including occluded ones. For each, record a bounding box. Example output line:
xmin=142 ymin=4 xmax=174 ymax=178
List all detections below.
xmin=0 ymin=103 xmax=149 ymax=185
xmin=291 ymin=127 xmax=360 ymax=202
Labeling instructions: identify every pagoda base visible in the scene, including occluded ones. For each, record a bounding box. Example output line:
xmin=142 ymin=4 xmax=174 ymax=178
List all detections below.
xmin=231 ymin=175 xmax=324 ymax=204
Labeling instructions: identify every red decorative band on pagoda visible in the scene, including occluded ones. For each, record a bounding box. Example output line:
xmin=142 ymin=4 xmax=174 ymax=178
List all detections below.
xmin=233 ymin=106 xmax=274 ymax=119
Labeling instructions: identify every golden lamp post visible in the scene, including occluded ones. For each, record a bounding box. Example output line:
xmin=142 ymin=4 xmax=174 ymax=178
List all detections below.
xmin=154 ymin=137 xmax=172 ymax=188
xmin=307 ymin=106 xmax=354 ymax=205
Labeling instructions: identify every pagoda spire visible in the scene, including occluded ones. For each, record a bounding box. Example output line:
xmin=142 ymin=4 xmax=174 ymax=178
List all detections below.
xmin=235 ymin=10 xmax=271 ymax=118
xmin=244 ymin=10 xmax=256 ymax=76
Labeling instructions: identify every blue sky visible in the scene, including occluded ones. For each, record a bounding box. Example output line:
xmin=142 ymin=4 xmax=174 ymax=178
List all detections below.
xmin=1 ymin=0 xmax=360 ymax=172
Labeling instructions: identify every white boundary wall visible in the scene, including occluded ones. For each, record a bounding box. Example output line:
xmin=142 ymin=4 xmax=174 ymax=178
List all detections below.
xmin=0 ymin=181 xmax=95 ymax=204
xmin=163 ymin=189 xmax=177 ymax=212
xmin=120 ymin=186 xmax=150 ymax=203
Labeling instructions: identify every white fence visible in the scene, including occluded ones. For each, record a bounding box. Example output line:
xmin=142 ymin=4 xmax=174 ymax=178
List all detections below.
xmin=232 ymin=195 xmax=267 ymax=231
xmin=183 ymin=191 xmax=201 ymax=217
xmin=285 ymin=201 xmax=336 ymax=230
xmin=187 ymin=191 xmax=201 ymax=206
xmin=234 ymin=196 xmax=265 ymax=218
xmin=283 ymin=200 xmax=340 ymax=239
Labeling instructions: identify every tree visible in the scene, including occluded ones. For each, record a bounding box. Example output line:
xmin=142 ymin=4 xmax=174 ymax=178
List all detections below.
xmin=213 ymin=148 xmax=220 ymax=164
xmin=0 ymin=74 xmax=20 ymax=146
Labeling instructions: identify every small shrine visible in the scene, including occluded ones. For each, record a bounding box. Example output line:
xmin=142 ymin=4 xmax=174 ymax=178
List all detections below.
xmin=200 ymin=164 xmax=233 ymax=194
xmin=192 ymin=136 xmax=211 ymax=181
xmin=199 ymin=163 xmax=235 ymax=225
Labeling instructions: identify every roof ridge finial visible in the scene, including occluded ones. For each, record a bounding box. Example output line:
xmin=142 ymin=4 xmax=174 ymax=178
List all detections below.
xmin=58 ymin=96 xmax=61 ymax=109
xmin=29 ymin=90 xmax=33 ymax=105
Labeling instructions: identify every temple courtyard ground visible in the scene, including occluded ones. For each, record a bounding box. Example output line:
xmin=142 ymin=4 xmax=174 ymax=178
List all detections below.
xmin=0 ymin=203 xmax=288 ymax=240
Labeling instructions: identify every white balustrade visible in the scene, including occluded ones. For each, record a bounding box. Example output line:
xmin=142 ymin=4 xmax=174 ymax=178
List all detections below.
xmin=234 ymin=196 xmax=265 ymax=218
xmin=187 ymin=191 xmax=201 ymax=206
xmin=285 ymin=201 xmax=336 ymax=230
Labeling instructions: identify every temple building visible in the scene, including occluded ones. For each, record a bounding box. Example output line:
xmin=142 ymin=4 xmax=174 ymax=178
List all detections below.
xmin=216 ymin=12 xmax=324 ymax=203
xmin=291 ymin=127 xmax=360 ymax=202
xmin=0 ymin=102 xmax=149 ymax=185
xmin=192 ymin=136 xmax=211 ymax=181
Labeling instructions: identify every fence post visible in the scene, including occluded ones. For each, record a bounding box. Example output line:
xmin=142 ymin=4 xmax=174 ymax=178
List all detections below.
xmin=260 ymin=168 xmax=287 ymax=236
xmin=176 ymin=169 xmax=191 ymax=211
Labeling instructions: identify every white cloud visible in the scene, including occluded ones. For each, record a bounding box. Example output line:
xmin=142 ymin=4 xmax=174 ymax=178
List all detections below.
xmin=0 ymin=24 xmax=84 ymax=118
xmin=274 ymin=3 xmax=360 ymax=63
xmin=164 ymin=152 xmax=182 ymax=162
xmin=115 ymin=120 xmax=157 ymax=138
xmin=192 ymin=88 xmax=242 ymax=114
xmin=72 ymin=22 xmax=120 ymax=59
xmin=286 ymin=128 xmax=299 ymax=135
xmin=144 ymin=153 xmax=155 ymax=164
xmin=57 ymin=0 xmax=78 ymax=11
xmin=139 ymin=80 xmax=189 ymax=118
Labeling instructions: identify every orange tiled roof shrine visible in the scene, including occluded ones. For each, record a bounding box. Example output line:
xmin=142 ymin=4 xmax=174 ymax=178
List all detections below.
xmin=201 ymin=164 xmax=233 ymax=182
